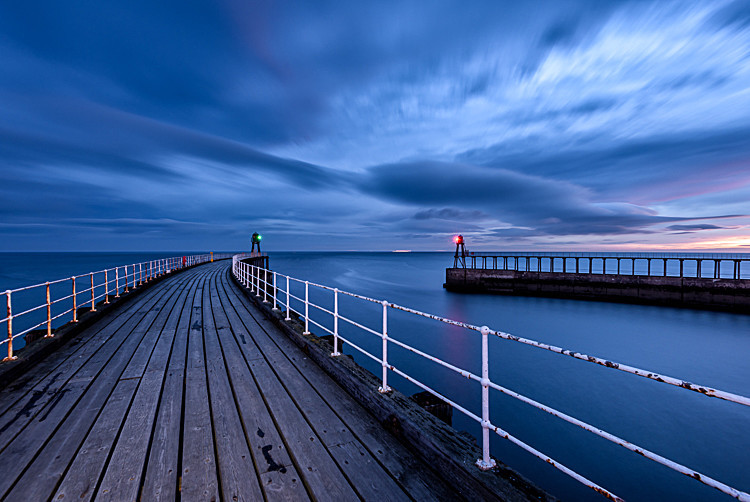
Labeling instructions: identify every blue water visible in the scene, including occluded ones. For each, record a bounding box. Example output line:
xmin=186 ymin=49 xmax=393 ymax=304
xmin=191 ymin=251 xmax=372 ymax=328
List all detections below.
xmin=2 ymin=251 xmax=749 ymax=501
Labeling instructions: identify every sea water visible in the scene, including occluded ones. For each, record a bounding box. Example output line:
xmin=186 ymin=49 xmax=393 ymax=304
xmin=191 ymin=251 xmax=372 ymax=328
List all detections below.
xmin=1 ymin=251 xmax=748 ymax=501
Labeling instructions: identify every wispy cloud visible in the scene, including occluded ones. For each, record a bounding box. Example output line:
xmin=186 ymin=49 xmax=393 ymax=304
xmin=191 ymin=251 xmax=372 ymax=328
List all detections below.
xmin=1 ymin=1 xmax=749 ymax=250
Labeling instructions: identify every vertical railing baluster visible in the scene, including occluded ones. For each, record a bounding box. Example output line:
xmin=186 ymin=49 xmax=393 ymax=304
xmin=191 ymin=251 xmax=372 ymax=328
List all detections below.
xmin=476 ymin=326 xmax=496 ymax=470
xmin=263 ymin=269 xmax=269 ymax=303
xmin=378 ymin=301 xmax=391 ymax=393
xmin=331 ymin=288 xmax=340 ymax=357
xmin=90 ymin=272 xmax=96 ymax=311
xmin=72 ymin=277 xmax=78 ymax=322
xmin=272 ymin=271 xmax=278 ymax=310
xmin=4 ymin=290 xmax=14 ymax=361
xmin=124 ymin=266 xmax=129 ymax=293
xmin=116 ymin=267 xmax=121 ymax=297
xmin=285 ymin=276 xmax=291 ymax=321
xmin=46 ymin=282 xmax=52 ymax=337
xmin=104 ymin=269 xmax=110 ymax=304
xmin=255 ymin=266 xmax=261 ymax=297
xmin=251 ymin=265 xmax=255 ymax=291
xmin=303 ymin=281 xmax=310 ymax=335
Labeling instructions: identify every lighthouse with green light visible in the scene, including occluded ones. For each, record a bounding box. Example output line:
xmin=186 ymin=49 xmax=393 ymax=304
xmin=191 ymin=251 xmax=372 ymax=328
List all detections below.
xmin=251 ymin=232 xmax=262 ymax=254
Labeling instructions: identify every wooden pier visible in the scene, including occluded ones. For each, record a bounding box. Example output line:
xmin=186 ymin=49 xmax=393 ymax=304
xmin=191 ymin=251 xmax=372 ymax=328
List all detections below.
xmin=0 ymin=261 xmax=467 ymax=501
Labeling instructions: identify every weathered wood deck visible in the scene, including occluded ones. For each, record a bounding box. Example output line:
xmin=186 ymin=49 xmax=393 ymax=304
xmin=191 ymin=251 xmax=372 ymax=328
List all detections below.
xmin=0 ymin=261 xmax=459 ymax=501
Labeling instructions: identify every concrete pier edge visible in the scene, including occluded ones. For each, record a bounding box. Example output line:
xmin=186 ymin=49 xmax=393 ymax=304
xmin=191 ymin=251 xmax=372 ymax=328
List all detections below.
xmin=445 ymin=268 xmax=750 ymax=313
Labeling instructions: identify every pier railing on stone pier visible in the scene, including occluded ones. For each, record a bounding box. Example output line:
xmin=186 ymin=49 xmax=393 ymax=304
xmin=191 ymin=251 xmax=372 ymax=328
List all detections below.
xmin=462 ymin=252 xmax=750 ymax=280
xmin=233 ymin=254 xmax=750 ymax=502
xmin=0 ymin=252 xmax=232 ymax=362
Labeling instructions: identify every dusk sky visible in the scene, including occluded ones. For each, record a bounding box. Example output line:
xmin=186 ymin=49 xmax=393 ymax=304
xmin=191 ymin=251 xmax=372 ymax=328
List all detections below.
xmin=2 ymin=1 xmax=750 ymax=252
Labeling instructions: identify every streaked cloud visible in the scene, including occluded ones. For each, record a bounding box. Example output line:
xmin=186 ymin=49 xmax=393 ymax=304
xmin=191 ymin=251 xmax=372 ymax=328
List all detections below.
xmin=1 ymin=0 xmax=749 ymax=251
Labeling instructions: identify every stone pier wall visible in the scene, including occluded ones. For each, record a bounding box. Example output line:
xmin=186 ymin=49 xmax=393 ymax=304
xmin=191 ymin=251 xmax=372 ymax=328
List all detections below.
xmin=444 ymin=268 xmax=750 ymax=312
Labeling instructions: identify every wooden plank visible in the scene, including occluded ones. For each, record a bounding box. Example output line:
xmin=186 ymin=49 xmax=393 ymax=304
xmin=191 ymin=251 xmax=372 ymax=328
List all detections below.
xmin=0 ymin=276 xmax=186 ymax=444
xmin=141 ymin=270 xmax=207 ymax=501
xmin=218 ymin=273 xmax=409 ymax=500
xmin=0 ymin=271 xmax=193 ymax=499
xmin=215 ymin=280 xmax=359 ymax=501
xmin=48 ymin=379 xmax=139 ymax=502
xmin=180 ymin=273 xmax=220 ymax=502
xmin=202 ymin=273 xmax=264 ymax=501
xmin=220 ymin=268 xmax=459 ymax=501
xmin=328 ymin=441 xmax=412 ymax=501
xmin=0 ymin=280 xmax=169 ymax=418
xmin=94 ymin=270 xmax=200 ymax=502
xmin=210 ymin=276 xmax=308 ymax=502
xmin=245 ymin=357 xmax=359 ymax=501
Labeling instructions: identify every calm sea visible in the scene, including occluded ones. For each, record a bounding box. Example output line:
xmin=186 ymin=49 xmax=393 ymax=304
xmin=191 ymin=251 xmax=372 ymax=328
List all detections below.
xmin=2 ymin=251 xmax=749 ymax=501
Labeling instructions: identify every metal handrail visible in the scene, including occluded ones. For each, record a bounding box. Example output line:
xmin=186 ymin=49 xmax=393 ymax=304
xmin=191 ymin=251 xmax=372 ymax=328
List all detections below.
xmin=232 ymin=254 xmax=750 ymax=502
xmin=1 ymin=252 xmax=234 ymax=361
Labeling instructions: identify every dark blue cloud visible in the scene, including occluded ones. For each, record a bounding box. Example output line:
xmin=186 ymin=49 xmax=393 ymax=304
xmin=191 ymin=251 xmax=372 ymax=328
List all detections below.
xmin=1 ymin=1 xmax=749 ymax=251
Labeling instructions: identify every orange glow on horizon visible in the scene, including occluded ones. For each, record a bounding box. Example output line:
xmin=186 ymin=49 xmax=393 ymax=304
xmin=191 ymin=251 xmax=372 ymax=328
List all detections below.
xmin=602 ymin=236 xmax=750 ymax=252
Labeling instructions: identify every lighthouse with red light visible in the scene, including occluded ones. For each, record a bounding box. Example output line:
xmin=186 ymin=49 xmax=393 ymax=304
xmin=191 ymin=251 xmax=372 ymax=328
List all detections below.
xmin=453 ymin=234 xmax=466 ymax=268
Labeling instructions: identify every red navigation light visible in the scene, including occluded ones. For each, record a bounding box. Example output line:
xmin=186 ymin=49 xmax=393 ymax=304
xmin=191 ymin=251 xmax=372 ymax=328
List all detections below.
xmin=454 ymin=235 xmax=464 ymax=244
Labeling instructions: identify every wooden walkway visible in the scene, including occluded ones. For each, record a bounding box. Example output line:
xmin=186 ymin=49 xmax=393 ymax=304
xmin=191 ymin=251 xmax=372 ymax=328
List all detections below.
xmin=0 ymin=261 xmax=458 ymax=501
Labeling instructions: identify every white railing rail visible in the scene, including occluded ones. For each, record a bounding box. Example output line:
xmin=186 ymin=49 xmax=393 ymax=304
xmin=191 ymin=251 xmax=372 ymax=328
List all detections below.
xmin=232 ymin=255 xmax=750 ymax=502
xmin=0 ymin=252 xmax=234 ymax=362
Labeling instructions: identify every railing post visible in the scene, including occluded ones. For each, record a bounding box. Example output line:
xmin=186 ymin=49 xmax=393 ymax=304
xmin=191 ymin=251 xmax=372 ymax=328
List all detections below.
xmin=285 ymin=276 xmax=291 ymax=321
xmin=255 ymin=266 xmax=261 ymax=297
xmin=303 ymin=281 xmax=310 ymax=335
xmin=272 ymin=271 xmax=279 ymax=310
xmin=263 ymin=269 xmax=269 ymax=303
xmin=46 ymin=282 xmax=52 ymax=337
xmin=115 ymin=268 xmax=120 ymax=297
xmin=476 ymin=325 xmax=496 ymax=470
xmin=90 ymin=272 xmax=96 ymax=311
xmin=72 ymin=277 xmax=78 ymax=323
xmin=139 ymin=263 xmax=143 ymax=286
xmin=4 ymin=290 xmax=15 ymax=361
xmin=124 ymin=266 xmax=129 ymax=293
xmin=378 ymin=301 xmax=392 ymax=393
xmin=331 ymin=288 xmax=341 ymax=357
xmin=104 ymin=269 xmax=110 ymax=304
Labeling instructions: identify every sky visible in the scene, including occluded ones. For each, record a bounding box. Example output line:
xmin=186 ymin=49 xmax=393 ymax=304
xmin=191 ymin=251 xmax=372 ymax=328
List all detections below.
xmin=1 ymin=1 xmax=750 ymax=252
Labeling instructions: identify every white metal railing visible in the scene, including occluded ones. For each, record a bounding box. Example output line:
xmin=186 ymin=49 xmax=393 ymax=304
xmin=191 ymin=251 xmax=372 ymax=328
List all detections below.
xmin=232 ymin=255 xmax=750 ymax=502
xmin=0 ymin=252 xmax=233 ymax=362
